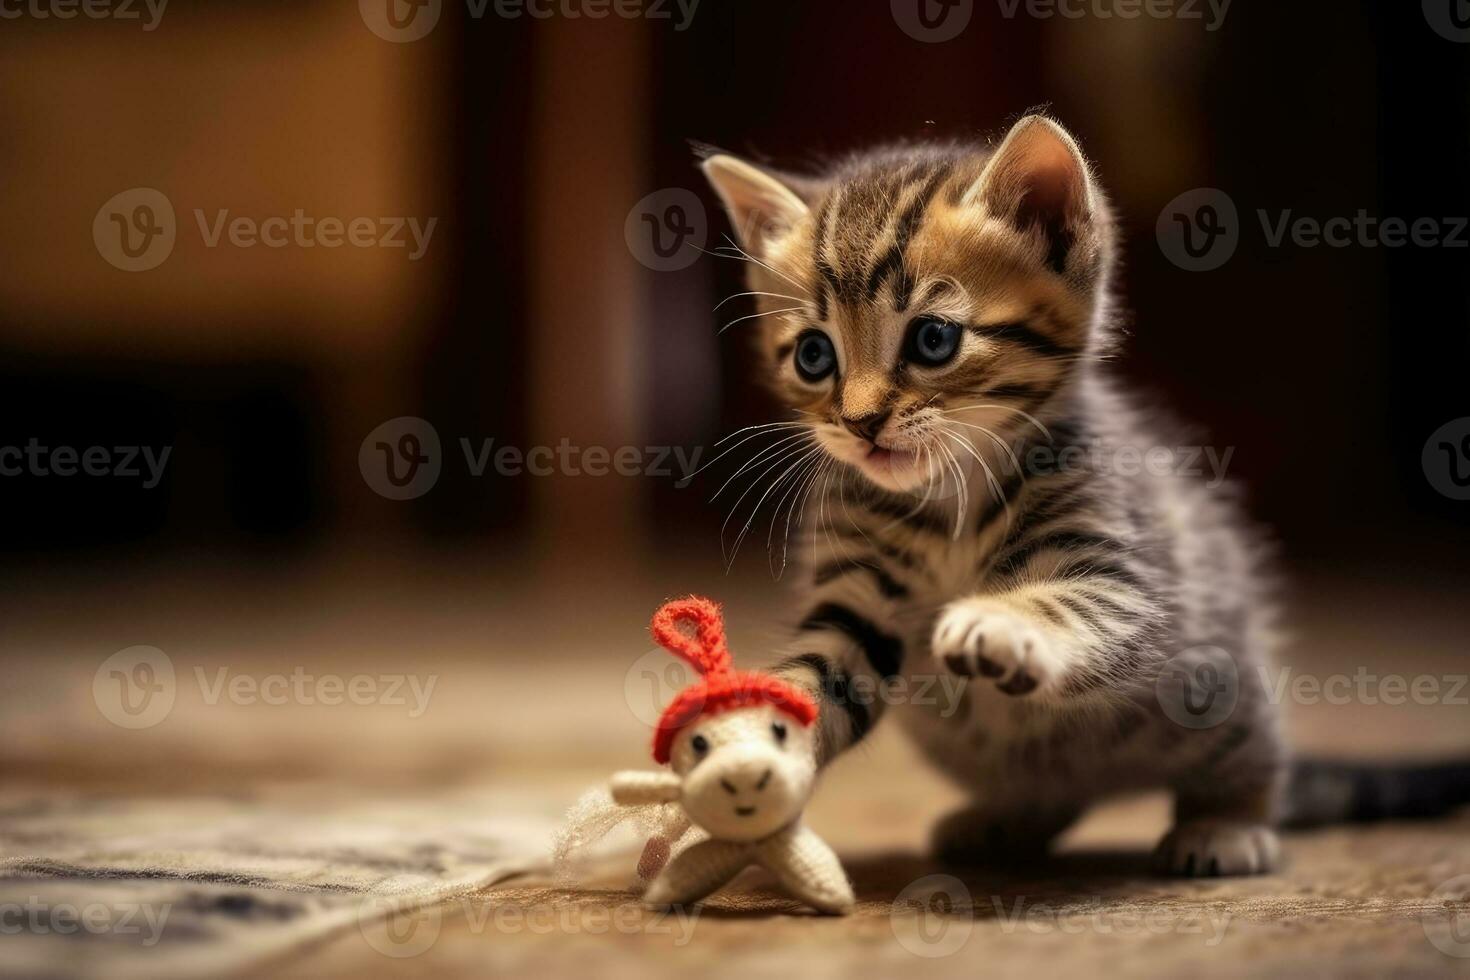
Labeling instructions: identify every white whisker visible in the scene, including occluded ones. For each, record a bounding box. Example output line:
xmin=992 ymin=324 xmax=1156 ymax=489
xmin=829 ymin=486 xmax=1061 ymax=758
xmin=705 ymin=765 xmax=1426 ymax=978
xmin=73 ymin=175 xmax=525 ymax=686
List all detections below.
xmin=711 ymin=430 xmax=814 ymax=501
xmin=690 ymin=424 xmax=810 ymax=483
xmin=714 ymin=290 xmax=811 ymax=312
xmin=725 ymin=442 xmax=824 ymax=569
xmin=719 ymin=305 xmax=810 ymax=335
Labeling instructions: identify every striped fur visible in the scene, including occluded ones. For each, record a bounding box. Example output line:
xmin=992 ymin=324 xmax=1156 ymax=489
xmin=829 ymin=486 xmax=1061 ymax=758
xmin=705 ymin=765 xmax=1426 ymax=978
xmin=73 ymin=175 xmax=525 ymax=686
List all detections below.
xmin=703 ymin=116 xmax=1285 ymax=876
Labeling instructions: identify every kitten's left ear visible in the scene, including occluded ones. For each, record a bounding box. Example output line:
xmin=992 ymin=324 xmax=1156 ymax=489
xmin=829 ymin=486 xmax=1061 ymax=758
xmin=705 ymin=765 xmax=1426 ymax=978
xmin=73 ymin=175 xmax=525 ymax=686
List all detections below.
xmin=700 ymin=154 xmax=812 ymax=258
xmin=966 ymin=115 xmax=1097 ymax=275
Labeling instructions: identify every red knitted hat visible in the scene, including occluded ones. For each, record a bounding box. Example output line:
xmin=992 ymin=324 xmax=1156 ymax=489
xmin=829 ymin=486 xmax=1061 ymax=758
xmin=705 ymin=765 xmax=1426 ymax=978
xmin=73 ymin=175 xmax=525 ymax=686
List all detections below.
xmin=649 ymin=596 xmax=818 ymax=765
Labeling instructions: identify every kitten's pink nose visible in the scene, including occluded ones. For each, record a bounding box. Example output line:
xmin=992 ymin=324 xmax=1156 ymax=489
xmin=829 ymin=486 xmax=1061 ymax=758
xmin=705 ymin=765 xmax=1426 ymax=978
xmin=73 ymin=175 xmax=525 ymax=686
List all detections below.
xmin=840 ymin=409 xmax=890 ymax=443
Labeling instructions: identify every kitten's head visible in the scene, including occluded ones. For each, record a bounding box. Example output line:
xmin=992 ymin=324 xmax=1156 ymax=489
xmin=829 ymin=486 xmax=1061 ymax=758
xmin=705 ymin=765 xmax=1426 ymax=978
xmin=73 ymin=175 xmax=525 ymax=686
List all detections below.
xmin=701 ymin=115 xmax=1114 ymax=495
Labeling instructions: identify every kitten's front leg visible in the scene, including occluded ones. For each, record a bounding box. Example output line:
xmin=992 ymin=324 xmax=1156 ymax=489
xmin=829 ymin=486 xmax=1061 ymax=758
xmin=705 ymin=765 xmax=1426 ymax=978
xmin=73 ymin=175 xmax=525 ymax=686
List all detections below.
xmin=931 ymin=571 xmax=1159 ymax=699
xmin=932 ymin=595 xmax=1074 ymax=696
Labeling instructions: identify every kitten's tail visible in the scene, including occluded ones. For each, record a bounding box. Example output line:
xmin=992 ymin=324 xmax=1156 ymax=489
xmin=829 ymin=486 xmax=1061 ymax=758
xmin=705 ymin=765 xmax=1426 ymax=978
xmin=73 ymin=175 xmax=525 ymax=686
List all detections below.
xmin=1283 ymin=758 xmax=1470 ymax=827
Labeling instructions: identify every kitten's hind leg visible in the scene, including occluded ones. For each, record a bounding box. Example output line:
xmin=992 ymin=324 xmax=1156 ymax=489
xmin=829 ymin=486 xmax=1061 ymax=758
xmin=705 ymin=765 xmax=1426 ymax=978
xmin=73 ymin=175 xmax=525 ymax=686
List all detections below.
xmin=930 ymin=800 xmax=1081 ymax=867
xmin=1153 ymin=784 xmax=1281 ymax=877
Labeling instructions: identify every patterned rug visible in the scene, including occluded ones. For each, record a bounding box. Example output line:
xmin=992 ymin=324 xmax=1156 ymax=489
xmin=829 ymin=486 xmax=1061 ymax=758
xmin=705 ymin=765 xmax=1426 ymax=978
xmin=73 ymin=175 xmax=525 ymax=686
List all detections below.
xmin=0 ymin=788 xmax=546 ymax=979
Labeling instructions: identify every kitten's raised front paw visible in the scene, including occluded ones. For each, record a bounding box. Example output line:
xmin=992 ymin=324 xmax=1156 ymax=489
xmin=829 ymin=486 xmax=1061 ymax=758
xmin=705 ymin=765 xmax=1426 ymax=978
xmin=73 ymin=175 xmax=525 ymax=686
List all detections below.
xmin=1152 ymin=820 xmax=1280 ymax=877
xmin=931 ymin=599 xmax=1058 ymax=696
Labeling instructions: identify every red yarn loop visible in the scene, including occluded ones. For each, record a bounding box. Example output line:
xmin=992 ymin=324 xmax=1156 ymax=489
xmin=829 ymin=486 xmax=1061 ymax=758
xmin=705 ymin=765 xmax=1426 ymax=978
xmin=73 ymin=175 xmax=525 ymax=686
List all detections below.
xmin=648 ymin=596 xmax=818 ymax=764
xmin=649 ymin=597 xmax=730 ymax=677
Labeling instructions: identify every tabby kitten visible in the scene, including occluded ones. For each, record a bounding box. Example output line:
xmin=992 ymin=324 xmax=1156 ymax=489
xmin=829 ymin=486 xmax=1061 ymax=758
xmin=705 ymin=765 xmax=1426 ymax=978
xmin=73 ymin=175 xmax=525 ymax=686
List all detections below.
xmin=698 ymin=115 xmax=1287 ymax=876
xmin=699 ymin=115 xmax=1470 ymax=874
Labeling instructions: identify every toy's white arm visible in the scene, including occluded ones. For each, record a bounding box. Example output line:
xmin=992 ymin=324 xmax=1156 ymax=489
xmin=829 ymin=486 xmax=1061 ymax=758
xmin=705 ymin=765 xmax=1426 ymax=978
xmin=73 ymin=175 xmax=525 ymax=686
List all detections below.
xmin=610 ymin=770 xmax=682 ymax=806
xmin=756 ymin=824 xmax=854 ymax=915
xmin=642 ymin=838 xmax=750 ymax=907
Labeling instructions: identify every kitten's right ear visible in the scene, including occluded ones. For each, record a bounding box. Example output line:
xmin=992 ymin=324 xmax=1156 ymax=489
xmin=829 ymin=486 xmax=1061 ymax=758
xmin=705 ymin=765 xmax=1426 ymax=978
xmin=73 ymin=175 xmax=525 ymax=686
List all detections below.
xmin=700 ymin=154 xmax=811 ymax=257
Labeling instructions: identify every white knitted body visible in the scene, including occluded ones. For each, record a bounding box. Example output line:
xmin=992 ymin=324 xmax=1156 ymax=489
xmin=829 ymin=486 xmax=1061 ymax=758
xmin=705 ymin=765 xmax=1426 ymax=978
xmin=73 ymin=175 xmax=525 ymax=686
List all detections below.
xmin=610 ymin=703 xmax=854 ymax=914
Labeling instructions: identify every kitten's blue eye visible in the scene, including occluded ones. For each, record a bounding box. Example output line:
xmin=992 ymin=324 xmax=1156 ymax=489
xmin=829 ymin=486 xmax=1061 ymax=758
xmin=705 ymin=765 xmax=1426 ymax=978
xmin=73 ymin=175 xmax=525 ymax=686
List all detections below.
xmin=794 ymin=330 xmax=836 ymax=382
xmin=905 ymin=317 xmax=962 ymax=366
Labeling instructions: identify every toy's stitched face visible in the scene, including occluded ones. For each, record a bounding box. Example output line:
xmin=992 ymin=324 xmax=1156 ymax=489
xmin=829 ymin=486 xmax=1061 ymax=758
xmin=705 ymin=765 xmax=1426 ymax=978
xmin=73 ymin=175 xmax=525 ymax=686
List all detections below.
xmin=670 ymin=703 xmax=816 ymax=842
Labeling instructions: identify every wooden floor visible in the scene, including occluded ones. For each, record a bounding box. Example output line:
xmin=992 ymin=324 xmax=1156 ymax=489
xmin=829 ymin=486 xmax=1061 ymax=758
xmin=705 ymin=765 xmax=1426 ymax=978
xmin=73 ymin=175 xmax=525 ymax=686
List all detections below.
xmin=4 ymin=553 xmax=1469 ymax=978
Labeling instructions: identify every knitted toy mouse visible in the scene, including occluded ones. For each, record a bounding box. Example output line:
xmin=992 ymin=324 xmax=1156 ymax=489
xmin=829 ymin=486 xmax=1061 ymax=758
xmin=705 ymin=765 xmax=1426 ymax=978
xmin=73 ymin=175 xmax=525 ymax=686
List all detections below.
xmin=608 ymin=597 xmax=855 ymax=914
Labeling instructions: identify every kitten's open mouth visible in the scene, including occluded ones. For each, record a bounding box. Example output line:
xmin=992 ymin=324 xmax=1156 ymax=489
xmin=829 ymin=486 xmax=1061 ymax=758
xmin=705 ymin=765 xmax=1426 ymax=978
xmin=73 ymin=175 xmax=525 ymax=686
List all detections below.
xmin=866 ymin=445 xmax=917 ymax=470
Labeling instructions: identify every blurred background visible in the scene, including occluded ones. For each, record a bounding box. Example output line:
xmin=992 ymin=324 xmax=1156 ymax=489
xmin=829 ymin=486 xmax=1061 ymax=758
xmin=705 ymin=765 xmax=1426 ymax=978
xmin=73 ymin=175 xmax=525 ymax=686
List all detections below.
xmin=3 ymin=1 xmax=1470 ymax=974
xmin=2 ymin=0 xmax=1468 ymax=777
xmin=3 ymin=0 xmax=1470 ymax=783
xmin=3 ymin=0 xmax=1467 ymax=571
